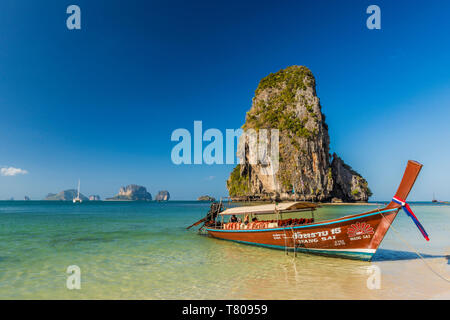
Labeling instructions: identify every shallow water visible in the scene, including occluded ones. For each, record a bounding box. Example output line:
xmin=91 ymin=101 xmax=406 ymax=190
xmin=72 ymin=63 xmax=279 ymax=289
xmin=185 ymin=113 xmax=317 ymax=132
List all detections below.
xmin=0 ymin=201 xmax=448 ymax=299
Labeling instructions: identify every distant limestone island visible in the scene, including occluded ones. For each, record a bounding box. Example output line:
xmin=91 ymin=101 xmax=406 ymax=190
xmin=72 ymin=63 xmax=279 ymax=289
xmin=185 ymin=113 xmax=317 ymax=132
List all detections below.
xmin=227 ymin=66 xmax=372 ymax=203
xmin=197 ymin=195 xmax=216 ymax=202
xmin=155 ymin=190 xmax=170 ymax=201
xmin=43 ymin=184 xmax=167 ymax=202
xmin=45 ymin=190 xmax=90 ymax=201
xmin=106 ymin=185 xmax=152 ymax=201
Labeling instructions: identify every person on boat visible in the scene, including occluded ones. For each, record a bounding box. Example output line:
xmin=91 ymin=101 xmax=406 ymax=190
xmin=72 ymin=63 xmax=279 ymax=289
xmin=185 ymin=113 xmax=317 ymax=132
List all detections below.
xmin=252 ymin=217 xmax=258 ymax=222
xmin=230 ymin=215 xmax=238 ymax=223
xmin=244 ymin=214 xmax=249 ymax=225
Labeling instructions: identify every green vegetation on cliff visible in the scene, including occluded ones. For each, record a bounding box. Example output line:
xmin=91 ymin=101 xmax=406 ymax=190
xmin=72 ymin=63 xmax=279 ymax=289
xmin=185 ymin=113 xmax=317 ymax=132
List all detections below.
xmin=227 ymin=165 xmax=250 ymax=197
xmin=363 ymin=181 xmax=373 ymax=198
xmin=255 ymin=65 xmax=314 ymax=95
xmin=243 ymin=66 xmax=317 ymax=139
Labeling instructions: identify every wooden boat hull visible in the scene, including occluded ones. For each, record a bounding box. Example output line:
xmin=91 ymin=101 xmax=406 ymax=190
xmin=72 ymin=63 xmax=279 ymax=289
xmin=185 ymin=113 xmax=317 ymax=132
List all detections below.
xmin=206 ymin=207 xmax=399 ymax=261
xmin=201 ymin=160 xmax=424 ymax=261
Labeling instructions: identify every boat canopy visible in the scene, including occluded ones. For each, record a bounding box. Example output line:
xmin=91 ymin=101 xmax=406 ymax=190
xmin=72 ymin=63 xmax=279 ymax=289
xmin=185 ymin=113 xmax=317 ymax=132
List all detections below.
xmin=219 ymin=202 xmax=319 ymax=216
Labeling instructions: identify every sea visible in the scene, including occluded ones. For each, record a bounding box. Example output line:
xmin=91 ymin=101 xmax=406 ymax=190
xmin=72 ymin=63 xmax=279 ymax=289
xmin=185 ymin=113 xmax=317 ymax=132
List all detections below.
xmin=0 ymin=201 xmax=448 ymax=299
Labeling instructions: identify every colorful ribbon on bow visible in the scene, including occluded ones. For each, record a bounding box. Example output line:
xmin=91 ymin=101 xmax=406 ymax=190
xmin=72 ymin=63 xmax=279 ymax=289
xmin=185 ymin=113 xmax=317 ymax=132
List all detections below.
xmin=392 ymin=196 xmax=429 ymax=241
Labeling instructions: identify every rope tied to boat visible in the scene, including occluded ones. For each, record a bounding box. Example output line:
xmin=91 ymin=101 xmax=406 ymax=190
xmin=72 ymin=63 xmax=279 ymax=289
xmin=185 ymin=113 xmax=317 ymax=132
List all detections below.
xmin=377 ymin=207 xmax=449 ymax=283
xmin=392 ymin=196 xmax=429 ymax=241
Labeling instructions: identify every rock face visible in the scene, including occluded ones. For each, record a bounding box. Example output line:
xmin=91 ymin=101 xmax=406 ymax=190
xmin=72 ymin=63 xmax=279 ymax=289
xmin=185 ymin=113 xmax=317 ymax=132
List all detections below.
xmin=330 ymin=153 xmax=372 ymax=202
xmin=45 ymin=190 xmax=89 ymax=201
xmin=227 ymin=66 xmax=371 ymax=202
xmin=107 ymin=185 xmax=152 ymax=201
xmin=155 ymin=190 xmax=170 ymax=201
xmin=89 ymin=195 xmax=101 ymax=201
xmin=197 ymin=195 xmax=216 ymax=202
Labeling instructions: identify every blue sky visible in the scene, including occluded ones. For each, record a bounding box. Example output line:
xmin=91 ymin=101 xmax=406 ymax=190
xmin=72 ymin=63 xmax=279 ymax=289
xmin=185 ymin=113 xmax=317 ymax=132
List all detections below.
xmin=0 ymin=0 xmax=449 ymax=200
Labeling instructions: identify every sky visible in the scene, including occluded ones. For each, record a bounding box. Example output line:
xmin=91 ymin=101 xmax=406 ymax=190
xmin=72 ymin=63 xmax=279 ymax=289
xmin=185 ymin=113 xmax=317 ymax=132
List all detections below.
xmin=0 ymin=0 xmax=449 ymax=201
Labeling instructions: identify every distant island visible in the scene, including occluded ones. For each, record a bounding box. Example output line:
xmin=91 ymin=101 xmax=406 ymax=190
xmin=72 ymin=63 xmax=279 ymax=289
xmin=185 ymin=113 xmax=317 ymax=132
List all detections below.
xmin=155 ymin=190 xmax=170 ymax=201
xmin=41 ymin=185 xmax=169 ymax=202
xmin=197 ymin=195 xmax=216 ymax=202
xmin=227 ymin=66 xmax=372 ymax=203
xmin=44 ymin=189 xmax=89 ymax=201
xmin=106 ymin=185 xmax=152 ymax=201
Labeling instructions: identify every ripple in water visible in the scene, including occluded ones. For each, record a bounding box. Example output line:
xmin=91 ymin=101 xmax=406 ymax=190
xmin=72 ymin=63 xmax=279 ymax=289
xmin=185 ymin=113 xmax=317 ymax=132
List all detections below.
xmin=0 ymin=201 xmax=448 ymax=299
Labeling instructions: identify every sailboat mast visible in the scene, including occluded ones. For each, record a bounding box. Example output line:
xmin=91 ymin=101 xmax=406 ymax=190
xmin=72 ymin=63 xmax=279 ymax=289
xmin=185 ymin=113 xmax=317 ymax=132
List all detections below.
xmin=77 ymin=179 xmax=80 ymax=198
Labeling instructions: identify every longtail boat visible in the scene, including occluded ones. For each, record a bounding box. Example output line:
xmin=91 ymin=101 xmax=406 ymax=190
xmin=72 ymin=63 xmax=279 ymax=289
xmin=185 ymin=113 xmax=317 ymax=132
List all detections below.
xmin=190 ymin=160 xmax=429 ymax=261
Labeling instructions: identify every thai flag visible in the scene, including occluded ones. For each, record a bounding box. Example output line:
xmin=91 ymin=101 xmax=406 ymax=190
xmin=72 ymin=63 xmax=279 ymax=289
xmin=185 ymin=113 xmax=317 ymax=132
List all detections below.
xmin=392 ymin=196 xmax=430 ymax=241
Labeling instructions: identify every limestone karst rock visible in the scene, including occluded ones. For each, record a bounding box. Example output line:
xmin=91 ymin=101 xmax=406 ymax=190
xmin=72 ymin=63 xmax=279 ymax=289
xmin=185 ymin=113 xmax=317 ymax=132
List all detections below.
xmin=330 ymin=153 xmax=372 ymax=202
xmin=44 ymin=189 xmax=89 ymax=201
xmin=197 ymin=195 xmax=216 ymax=202
xmin=107 ymin=185 xmax=152 ymax=201
xmin=155 ymin=190 xmax=170 ymax=201
xmin=227 ymin=66 xmax=371 ymax=202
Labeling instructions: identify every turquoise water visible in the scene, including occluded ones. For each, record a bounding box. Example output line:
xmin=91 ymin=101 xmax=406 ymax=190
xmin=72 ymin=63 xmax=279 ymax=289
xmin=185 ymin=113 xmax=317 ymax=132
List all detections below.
xmin=0 ymin=201 xmax=448 ymax=299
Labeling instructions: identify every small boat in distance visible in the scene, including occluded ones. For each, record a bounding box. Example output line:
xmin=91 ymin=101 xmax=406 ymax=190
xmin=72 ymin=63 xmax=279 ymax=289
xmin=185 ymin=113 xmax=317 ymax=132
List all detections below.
xmin=189 ymin=160 xmax=429 ymax=261
xmin=73 ymin=179 xmax=82 ymax=203
xmin=432 ymin=193 xmax=438 ymax=203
